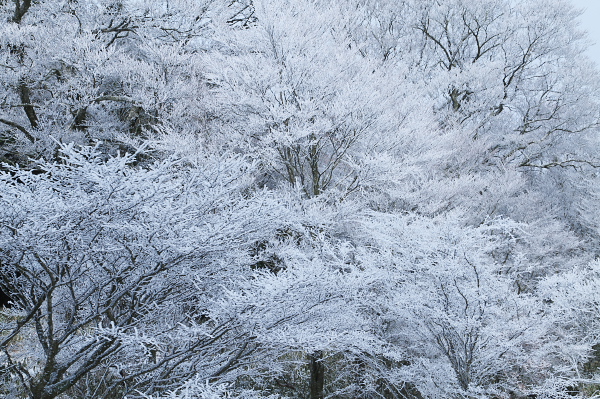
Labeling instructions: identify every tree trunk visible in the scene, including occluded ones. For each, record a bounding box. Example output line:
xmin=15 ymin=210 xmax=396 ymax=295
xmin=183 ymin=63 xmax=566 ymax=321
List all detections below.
xmin=12 ymin=0 xmax=32 ymax=24
xmin=18 ymin=81 xmax=38 ymax=129
xmin=353 ymin=354 xmax=368 ymax=398
xmin=309 ymin=351 xmax=324 ymax=399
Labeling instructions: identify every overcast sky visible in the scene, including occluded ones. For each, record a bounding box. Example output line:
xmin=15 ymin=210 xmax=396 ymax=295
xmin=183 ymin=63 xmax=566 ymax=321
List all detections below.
xmin=571 ymin=0 xmax=600 ymax=65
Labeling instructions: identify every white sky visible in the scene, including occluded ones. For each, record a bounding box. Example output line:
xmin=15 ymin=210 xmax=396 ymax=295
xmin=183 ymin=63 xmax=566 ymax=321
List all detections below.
xmin=571 ymin=0 xmax=600 ymax=65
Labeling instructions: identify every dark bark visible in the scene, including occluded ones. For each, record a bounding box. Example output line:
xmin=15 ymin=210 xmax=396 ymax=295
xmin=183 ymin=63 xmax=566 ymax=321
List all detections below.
xmin=309 ymin=351 xmax=325 ymax=399
xmin=8 ymin=2 xmax=39 ymax=138
xmin=0 ymin=117 xmax=35 ymax=142
xmin=18 ymin=81 xmax=38 ymax=129
xmin=353 ymin=355 xmax=368 ymax=399
xmin=71 ymin=107 xmax=88 ymax=131
xmin=12 ymin=0 xmax=32 ymax=24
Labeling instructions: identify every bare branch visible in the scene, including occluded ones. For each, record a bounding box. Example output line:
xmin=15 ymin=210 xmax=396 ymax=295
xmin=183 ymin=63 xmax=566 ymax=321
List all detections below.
xmin=0 ymin=117 xmax=35 ymax=143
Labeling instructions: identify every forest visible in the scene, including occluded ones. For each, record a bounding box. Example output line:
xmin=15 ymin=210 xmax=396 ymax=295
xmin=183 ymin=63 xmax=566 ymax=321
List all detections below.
xmin=1 ymin=0 xmax=600 ymax=398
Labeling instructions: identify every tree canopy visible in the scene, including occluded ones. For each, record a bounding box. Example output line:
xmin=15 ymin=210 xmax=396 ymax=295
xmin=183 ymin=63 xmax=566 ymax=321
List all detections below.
xmin=1 ymin=1 xmax=600 ymax=399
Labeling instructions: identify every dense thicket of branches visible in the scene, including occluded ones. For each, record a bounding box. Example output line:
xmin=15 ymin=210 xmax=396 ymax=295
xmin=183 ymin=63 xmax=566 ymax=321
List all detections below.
xmin=1 ymin=1 xmax=600 ymax=399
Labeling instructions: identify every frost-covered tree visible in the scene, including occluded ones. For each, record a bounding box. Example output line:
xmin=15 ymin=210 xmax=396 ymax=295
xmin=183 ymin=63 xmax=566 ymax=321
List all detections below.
xmin=0 ymin=143 xmax=288 ymax=399
xmin=0 ymin=0 xmax=220 ymax=164
xmin=352 ymin=212 xmax=586 ymax=398
xmin=199 ymin=0 xmax=429 ymax=199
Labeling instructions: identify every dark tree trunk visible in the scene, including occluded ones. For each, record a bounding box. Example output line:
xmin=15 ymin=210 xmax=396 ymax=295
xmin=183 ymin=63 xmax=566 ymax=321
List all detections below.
xmin=309 ymin=351 xmax=325 ymax=399
xmin=12 ymin=0 xmax=32 ymax=24
xmin=353 ymin=354 xmax=368 ymax=398
xmin=18 ymin=81 xmax=38 ymax=129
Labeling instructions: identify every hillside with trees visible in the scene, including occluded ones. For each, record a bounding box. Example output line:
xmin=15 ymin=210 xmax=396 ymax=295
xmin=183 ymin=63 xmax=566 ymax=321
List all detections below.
xmin=1 ymin=1 xmax=600 ymax=398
